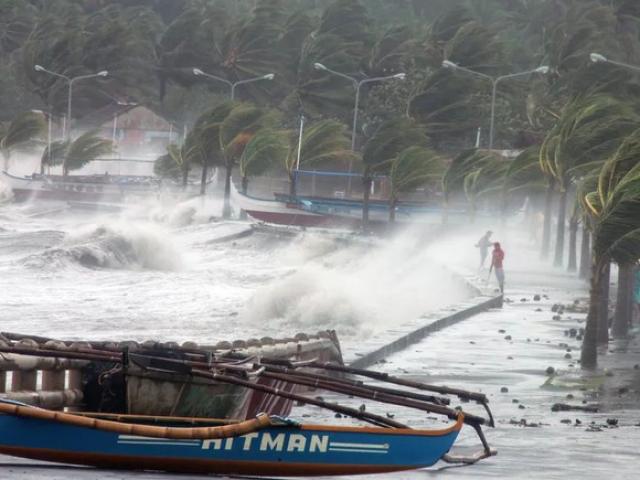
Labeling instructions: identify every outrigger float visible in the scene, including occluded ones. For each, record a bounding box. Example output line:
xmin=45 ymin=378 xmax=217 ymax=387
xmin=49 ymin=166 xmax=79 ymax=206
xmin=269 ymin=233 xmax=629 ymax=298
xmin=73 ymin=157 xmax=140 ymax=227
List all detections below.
xmin=0 ymin=333 xmax=496 ymax=476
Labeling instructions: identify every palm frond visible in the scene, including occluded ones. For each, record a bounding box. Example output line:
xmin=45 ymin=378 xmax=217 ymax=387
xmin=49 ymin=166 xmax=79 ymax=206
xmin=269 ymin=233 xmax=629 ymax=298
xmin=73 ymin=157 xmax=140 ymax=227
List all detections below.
xmin=64 ymin=131 xmax=112 ymax=172
xmin=240 ymin=128 xmax=288 ymax=178
xmin=0 ymin=111 xmax=45 ymax=152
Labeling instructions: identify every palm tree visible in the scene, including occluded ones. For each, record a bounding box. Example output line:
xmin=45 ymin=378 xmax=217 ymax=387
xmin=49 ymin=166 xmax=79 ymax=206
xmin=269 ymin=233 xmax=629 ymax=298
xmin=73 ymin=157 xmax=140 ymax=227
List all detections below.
xmin=580 ymin=146 xmax=640 ymax=368
xmin=189 ymin=102 xmax=234 ymax=195
xmin=502 ymin=145 xmax=546 ymax=221
xmin=239 ymin=128 xmax=288 ymax=194
xmin=283 ymin=119 xmax=354 ymax=197
xmin=219 ymin=103 xmax=276 ymax=217
xmin=362 ymin=118 xmax=426 ymax=228
xmin=40 ymin=139 xmax=68 ymax=174
xmin=388 ymin=146 xmax=443 ymax=222
xmin=442 ymin=149 xmax=498 ymax=223
xmin=0 ymin=111 xmax=45 ymax=171
xmin=154 ymin=142 xmax=200 ymax=187
xmin=63 ymin=131 xmax=112 ymax=175
xmin=539 ymin=94 xmax=638 ymax=267
xmin=463 ymin=156 xmax=509 ymax=222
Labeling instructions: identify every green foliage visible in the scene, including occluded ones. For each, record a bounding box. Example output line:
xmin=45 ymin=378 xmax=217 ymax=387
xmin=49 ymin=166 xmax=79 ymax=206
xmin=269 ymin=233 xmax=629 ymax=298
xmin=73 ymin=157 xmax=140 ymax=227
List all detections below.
xmin=0 ymin=111 xmax=46 ymax=155
xmin=389 ymin=146 xmax=444 ymax=201
xmin=239 ymin=128 xmax=288 ymax=180
xmin=503 ymin=145 xmax=546 ymax=196
xmin=220 ymin=103 xmax=277 ymax=164
xmin=362 ymin=118 xmax=426 ymax=171
xmin=540 ymin=94 xmax=639 ymax=190
xmin=463 ymin=155 xmax=509 ymax=207
xmin=64 ymin=131 xmax=112 ymax=172
xmin=442 ymin=148 xmax=498 ymax=201
xmin=285 ymin=119 xmax=355 ymax=176
xmin=41 ymin=140 xmax=68 ymax=168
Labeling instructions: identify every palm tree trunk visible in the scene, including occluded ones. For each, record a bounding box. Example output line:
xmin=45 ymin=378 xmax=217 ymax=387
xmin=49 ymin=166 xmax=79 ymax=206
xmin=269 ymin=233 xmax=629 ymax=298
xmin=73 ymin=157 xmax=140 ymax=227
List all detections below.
xmin=597 ymin=260 xmax=611 ymax=344
xmin=612 ymin=263 xmax=633 ymax=338
xmin=181 ymin=165 xmax=189 ymax=190
xmin=541 ymin=179 xmax=554 ymax=259
xmin=442 ymin=198 xmax=449 ymax=225
xmin=553 ymin=189 xmax=567 ymax=267
xmin=581 ymin=255 xmax=603 ymax=369
xmin=362 ymin=167 xmax=372 ymax=230
xmin=567 ymin=214 xmax=578 ymax=272
xmin=200 ymin=157 xmax=209 ymax=195
xmin=288 ymin=171 xmax=297 ymax=197
xmin=222 ymin=163 xmax=232 ymax=219
xmin=239 ymin=176 xmax=249 ymax=220
xmin=579 ymin=223 xmax=591 ymax=279
xmin=389 ymin=196 xmax=397 ymax=223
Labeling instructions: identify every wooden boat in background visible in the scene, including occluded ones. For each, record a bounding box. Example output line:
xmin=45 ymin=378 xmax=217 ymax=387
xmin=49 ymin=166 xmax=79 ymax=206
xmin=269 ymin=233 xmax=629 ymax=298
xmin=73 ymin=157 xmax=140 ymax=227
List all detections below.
xmin=2 ymin=171 xmax=160 ymax=203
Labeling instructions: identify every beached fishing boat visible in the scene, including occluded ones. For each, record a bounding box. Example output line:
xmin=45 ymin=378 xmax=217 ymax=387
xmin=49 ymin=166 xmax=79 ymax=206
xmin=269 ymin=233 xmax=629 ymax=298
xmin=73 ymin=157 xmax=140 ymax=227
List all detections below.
xmin=2 ymin=171 xmax=160 ymax=203
xmin=0 ymin=330 xmax=343 ymax=420
xmin=0 ymin=398 xmax=468 ymax=476
xmin=230 ymin=181 xmax=348 ymax=228
xmin=0 ymin=349 xmax=495 ymax=476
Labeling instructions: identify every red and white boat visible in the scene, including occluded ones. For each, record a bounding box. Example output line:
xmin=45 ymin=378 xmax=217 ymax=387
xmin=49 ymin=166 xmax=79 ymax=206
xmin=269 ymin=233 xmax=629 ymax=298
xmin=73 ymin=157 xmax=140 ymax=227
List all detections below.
xmin=231 ymin=181 xmax=358 ymax=228
xmin=2 ymin=171 xmax=159 ymax=203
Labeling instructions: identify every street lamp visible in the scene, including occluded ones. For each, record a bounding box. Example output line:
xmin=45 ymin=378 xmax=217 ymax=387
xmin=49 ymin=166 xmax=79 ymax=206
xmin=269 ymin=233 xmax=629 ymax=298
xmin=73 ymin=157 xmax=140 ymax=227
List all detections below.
xmin=313 ymin=63 xmax=406 ymax=193
xmin=34 ymin=65 xmax=108 ymax=141
xmin=193 ymin=68 xmax=275 ymax=100
xmin=590 ymin=52 xmax=640 ymax=73
xmin=442 ymin=60 xmax=549 ymax=150
xmin=314 ymin=62 xmax=406 ymax=151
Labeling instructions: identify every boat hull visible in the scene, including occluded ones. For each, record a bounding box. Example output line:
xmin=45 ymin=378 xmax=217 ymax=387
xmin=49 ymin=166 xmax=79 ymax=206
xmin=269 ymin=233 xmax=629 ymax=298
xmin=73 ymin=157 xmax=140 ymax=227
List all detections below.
xmin=2 ymin=171 xmax=157 ymax=203
xmin=231 ymin=181 xmax=359 ymax=228
xmin=0 ymin=413 xmax=461 ymax=476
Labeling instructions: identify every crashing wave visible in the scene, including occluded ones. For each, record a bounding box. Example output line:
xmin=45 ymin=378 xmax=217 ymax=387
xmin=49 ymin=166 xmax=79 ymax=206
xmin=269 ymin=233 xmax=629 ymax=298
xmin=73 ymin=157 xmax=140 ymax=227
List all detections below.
xmin=22 ymin=223 xmax=182 ymax=271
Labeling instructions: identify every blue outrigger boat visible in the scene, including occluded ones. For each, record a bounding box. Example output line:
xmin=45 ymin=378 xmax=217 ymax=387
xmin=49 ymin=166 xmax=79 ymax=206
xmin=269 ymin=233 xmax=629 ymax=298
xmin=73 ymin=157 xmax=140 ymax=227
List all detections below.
xmin=0 ymin=344 xmax=496 ymax=476
xmin=0 ymin=399 xmax=468 ymax=476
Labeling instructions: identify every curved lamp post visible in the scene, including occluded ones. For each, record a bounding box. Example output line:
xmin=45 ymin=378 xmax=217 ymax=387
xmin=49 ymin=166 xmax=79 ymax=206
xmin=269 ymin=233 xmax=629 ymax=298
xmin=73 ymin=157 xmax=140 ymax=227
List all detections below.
xmin=313 ymin=63 xmax=405 ymax=193
xmin=34 ymin=65 xmax=108 ymax=141
xmin=442 ymin=61 xmax=549 ymax=150
xmin=193 ymin=68 xmax=275 ymax=100
xmin=313 ymin=63 xmax=406 ymax=152
xmin=590 ymin=52 xmax=640 ymax=73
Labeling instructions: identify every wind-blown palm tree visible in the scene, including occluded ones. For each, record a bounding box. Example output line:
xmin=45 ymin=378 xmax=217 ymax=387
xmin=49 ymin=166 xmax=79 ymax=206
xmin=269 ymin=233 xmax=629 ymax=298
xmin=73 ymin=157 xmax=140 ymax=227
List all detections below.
xmin=362 ymin=118 xmax=426 ymax=227
xmin=442 ymin=148 xmax=498 ymax=223
xmin=502 ymin=145 xmax=546 ymax=220
xmin=580 ymin=147 xmax=640 ymax=368
xmin=0 ymin=111 xmax=45 ymax=170
xmin=40 ymin=139 xmax=68 ymax=174
xmin=188 ymin=102 xmax=234 ymax=194
xmin=463 ymin=156 xmax=509 ymax=222
xmin=388 ymin=146 xmax=443 ymax=222
xmin=539 ymin=94 xmax=638 ymax=266
xmin=239 ymin=128 xmax=288 ymax=194
xmin=219 ymin=103 xmax=277 ymax=217
xmin=284 ymin=119 xmax=355 ymax=196
xmin=63 ymin=131 xmax=112 ymax=175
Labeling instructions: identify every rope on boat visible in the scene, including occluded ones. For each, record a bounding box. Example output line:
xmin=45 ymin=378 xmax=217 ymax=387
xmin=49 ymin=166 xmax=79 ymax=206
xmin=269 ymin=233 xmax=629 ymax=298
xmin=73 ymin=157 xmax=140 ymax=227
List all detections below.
xmin=0 ymin=400 xmax=272 ymax=440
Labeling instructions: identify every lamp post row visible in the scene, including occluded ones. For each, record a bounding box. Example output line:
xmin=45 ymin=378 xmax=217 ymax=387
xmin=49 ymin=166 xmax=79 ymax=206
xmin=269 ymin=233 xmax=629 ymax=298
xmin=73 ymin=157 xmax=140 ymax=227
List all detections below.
xmin=33 ymin=65 xmax=108 ymax=142
xmin=33 ymin=52 xmax=624 ymax=153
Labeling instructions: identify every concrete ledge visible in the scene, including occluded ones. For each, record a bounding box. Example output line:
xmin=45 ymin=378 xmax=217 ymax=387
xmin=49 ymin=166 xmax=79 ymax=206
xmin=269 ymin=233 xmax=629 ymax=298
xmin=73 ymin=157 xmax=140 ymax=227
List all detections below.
xmin=348 ymin=295 xmax=503 ymax=369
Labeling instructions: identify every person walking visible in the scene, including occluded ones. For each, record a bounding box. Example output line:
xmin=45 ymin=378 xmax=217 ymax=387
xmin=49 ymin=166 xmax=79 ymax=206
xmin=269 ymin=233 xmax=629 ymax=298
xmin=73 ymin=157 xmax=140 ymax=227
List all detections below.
xmin=475 ymin=231 xmax=493 ymax=268
xmin=490 ymin=242 xmax=505 ymax=294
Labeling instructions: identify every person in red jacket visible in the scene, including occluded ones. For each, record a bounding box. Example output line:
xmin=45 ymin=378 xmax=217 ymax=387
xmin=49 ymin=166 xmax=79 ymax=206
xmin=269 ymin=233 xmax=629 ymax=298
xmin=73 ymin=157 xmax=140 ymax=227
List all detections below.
xmin=491 ymin=242 xmax=505 ymax=294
